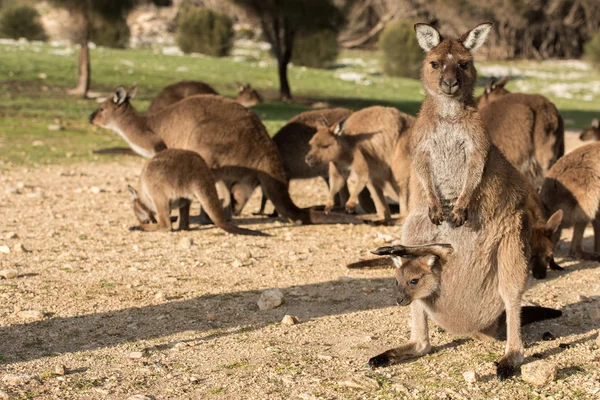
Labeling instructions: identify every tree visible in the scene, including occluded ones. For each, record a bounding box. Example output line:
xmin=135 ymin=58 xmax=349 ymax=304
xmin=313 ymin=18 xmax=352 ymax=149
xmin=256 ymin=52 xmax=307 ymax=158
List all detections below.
xmin=232 ymin=0 xmax=344 ymax=100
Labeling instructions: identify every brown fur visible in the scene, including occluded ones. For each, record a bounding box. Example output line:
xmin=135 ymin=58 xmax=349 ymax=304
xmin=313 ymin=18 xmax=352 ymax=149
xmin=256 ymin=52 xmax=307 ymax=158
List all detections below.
xmin=478 ymin=76 xmax=565 ymax=176
xmin=306 ymin=106 xmax=413 ymax=220
xmin=540 ymin=142 xmax=600 ymax=261
xmin=372 ymin=22 xmax=533 ymax=380
xmin=580 ymin=118 xmax=600 ymax=142
xmin=235 ymin=83 xmax=263 ymax=108
xmin=89 ymin=86 xmax=362 ymax=226
xmin=127 ymin=149 xmax=267 ymax=236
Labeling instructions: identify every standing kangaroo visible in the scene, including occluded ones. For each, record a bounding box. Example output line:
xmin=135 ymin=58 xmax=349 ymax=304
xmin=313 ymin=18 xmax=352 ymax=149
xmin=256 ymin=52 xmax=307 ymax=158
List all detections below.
xmin=89 ymin=87 xmax=362 ymax=225
xmin=540 ymin=142 xmax=600 ymax=261
xmin=371 ymin=22 xmax=535 ymax=380
xmin=127 ymin=149 xmax=267 ymax=236
xmin=580 ymin=118 xmax=600 ymax=142
xmin=305 ymin=106 xmax=413 ymax=220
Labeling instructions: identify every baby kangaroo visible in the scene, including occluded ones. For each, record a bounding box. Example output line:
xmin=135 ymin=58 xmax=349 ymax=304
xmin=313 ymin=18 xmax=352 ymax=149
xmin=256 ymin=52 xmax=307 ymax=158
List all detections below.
xmin=580 ymin=118 xmax=600 ymax=142
xmin=127 ymin=149 xmax=268 ymax=236
xmin=368 ymin=244 xmax=562 ymax=371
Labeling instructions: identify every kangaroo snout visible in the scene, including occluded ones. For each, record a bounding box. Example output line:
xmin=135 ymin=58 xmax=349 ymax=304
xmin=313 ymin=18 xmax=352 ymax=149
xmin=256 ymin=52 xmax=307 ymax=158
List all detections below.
xmin=305 ymin=154 xmax=315 ymax=166
xmin=88 ymin=111 xmax=97 ymax=124
xmin=441 ymin=78 xmax=459 ymax=95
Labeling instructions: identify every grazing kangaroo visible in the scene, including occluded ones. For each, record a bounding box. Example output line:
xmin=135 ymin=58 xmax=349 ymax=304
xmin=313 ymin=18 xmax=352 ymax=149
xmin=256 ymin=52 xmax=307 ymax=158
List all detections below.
xmin=478 ymin=76 xmax=565 ymax=177
xmin=127 ymin=149 xmax=267 ymax=236
xmin=540 ymin=142 xmax=600 ymax=261
xmin=235 ymin=83 xmax=263 ymax=108
xmin=89 ymin=86 xmax=362 ymax=226
xmin=368 ymin=244 xmax=562 ymax=367
xmin=305 ymin=106 xmax=413 ymax=220
xmin=580 ymin=118 xmax=600 ymax=141
xmin=377 ymin=22 xmax=535 ymax=380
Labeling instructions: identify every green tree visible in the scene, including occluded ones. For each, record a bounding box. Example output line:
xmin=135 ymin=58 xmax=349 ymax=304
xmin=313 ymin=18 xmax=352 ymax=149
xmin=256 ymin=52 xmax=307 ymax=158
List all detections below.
xmin=231 ymin=0 xmax=344 ymax=100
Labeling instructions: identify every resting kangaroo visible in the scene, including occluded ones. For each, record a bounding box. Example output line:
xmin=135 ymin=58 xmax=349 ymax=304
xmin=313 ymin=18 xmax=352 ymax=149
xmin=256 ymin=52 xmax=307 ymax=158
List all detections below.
xmin=374 ymin=22 xmax=535 ymax=380
xmin=127 ymin=149 xmax=267 ymax=236
xmin=478 ymin=76 xmax=565 ymax=178
xmin=89 ymin=86 xmax=362 ymax=225
xmin=148 ymin=81 xmax=263 ymax=114
xmin=540 ymin=142 xmax=600 ymax=261
xmin=580 ymin=118 xmax=600 ymax=142
xmin=305 ymin=106 xmax=413 ymax=220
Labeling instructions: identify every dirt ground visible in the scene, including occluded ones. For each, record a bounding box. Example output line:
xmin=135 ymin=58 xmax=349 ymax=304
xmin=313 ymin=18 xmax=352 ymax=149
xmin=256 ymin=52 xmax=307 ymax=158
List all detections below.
xmin=0 ymin=132 xmax=599 ymax=399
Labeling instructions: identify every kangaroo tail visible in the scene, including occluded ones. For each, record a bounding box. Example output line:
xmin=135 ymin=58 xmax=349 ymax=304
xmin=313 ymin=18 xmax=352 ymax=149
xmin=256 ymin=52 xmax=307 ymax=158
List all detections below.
xmin=346 ymin=257 xmax=392 ymax=269
xmin=218 ymin=224 xmax=270 ymax=237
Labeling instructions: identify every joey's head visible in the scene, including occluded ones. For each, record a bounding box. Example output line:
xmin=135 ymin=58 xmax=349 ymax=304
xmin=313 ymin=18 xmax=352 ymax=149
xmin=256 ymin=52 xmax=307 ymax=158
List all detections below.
xmin=372 ymin=243 xmax=453 ymax=306
xmin=127 ymin=185 xmax=156 ymax=225
xmin=236 ymin=83 xmax=263 ymax=108
xmin=415 ymin=22 xmax=493 ymax=102
xmin=477 ymin=76 xmax=510 ymax=108
xmin=580 ymin=118 xmax=600 ymax=142
xmin=530 ymin=210 xmax=563 ymax=279
xmin=89 ymin=85 xmax=138 ymax=129
xmin=305 ymin=118 xmax=346 ymax=167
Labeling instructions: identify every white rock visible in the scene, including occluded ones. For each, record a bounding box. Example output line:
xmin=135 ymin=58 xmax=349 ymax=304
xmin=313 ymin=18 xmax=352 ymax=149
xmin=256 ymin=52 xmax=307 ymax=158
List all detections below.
xmin=463 ymin=371 xmax=479 ymax=383
xmin=231 ymin=259 xmax=243 ymax=268
xmin=257 ymin=289 xmax=283 ymax=310
xmin=128 ymin=351 xmax=144 ymax=359
xmin=18 ymin=310 xmax=44 ymax=319
xmin=2 ymin=374 xmax=33 ymax=386
xmin=521 ymin=360 xmax=557 ymax=387
xmin=338 ymin=375 xmax=379 ymax=390
xmin=54 ymin=365 xmax=67 ymax=376
xmin=5 ymin=232 xmax=18 ymax=239
xmin=281 ymin=315 xmax=298 ymax=325
xmin=178 ymin=237 xmax=193 ymax=249
xmin=0 ymin=245 xmax=10 ymax=254
xmin=47 ymin=124 xmax=64 ymax=131
xmin=0 ymin=269 xmax=18 ymax=279
xmin=89 ymin=186 xmax=103 ymax=194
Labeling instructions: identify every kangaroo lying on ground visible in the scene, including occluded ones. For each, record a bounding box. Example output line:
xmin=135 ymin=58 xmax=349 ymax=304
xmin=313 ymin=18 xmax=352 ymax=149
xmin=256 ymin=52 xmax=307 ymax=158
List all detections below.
xmin=305 ymin=106 xmax=413 ymax=221
xmin=540 ymin=142 xmax=600 ymax=261
xmin=368 ymin=244 xmax=562 ymax=368
xmin=477 ymin=76 xmax=564 ymax=180
xmin=148 ymin=81 xmax=263 ymax=114
xmin=384 ymin=22 xmax=535 ymax=380
xmin=89 ymin=86 xmax=362 ymax=225
xmin=127 ymin=149 xmax=267 ymax=236
xmin=580 ymin=118 xmax=600 ymax=141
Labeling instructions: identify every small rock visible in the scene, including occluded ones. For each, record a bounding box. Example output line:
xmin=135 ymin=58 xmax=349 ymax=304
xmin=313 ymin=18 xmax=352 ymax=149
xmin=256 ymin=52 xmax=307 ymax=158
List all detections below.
xmin=542 ymin=331 xmax=555 ymax=341
xmin=317 ymin=354 xmax=333 ymax=361
xmin=54 ymin=365 xmax=67 ymax=376
xmin=257 ymin=289 xmax=283 ymax=310
xmin=154 ymin=292 xmax=165 ymax=300
xmin=0 ymin=245 xmax=10 ymax=254
xmin=463 ymin=371 xmax=479 ymax=383
xmin=521 ymin=360 xmax=557 ymax=387
xmin=281 ymin=315 xmax=299 ymax=325
xmin=127 ymin=395 xmax=153 ymax=400
xmin=231 ymin=259 xmax=243 ymax=268
xmin=171 ymin=342 xmax=187 ymax=351
xmin=18 ymin=310 xmax=44 ymax=319
xmin=338 ymin=375 xmax=380 ymax=390
xmin=47 ymin=124 xmax=64 ymax=131
xmin=128 ymin=351 xmax=144 ymax=359
xmin=38 ymin=73 xmax=47 ymax=79
xmin=13 ymin=243 xmax=28 ymax=253
xmin=577 ymin=295 xmax=589 ymax=302
xmin=189 ymin=375 xmax=201 ymax=384
xmin=5 ymin=232 xmax=18 ymax=239
xmin=178 ymin=237 xmax=193 ymax=249
xmin=207 ymin=313 xmax=217 ymax=321
xmin=588 ymin=307 xmax=600 ymax=321
xmin=376 ymin=232 xmax=395 ymax=243
xmin=89 ymin=186 xmax=103 ymax=194
xmin=32 ymin=140 xmax=44 ymax=146
xmin=0 ymin=269 xmax=18 ymax=279
xmin=2 ymin=374 xmax=33 ymax=386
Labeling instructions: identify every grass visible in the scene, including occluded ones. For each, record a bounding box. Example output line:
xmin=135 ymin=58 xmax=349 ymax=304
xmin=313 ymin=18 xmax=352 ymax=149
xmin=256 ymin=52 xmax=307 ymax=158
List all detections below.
xmin=0 ymin=39 xmax=599 ymax=166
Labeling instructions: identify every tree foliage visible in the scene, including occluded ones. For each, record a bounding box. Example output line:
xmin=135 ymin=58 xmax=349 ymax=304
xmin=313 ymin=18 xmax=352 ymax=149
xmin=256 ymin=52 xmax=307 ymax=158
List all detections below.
xmin=0 ymin=5 xmax=47 ymax=41
xmin=379 ymin=21 xmax=422 ymax=78
xmin=176 ymin=7 xmax=234 ymax=56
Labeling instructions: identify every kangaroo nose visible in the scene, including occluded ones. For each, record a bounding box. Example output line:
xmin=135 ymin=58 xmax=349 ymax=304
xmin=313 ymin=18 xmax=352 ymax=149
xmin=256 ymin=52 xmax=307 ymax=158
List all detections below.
xmin=88 ymin=111 xmax=97 ymax=124
xmin=305 ymin=154 xmax=313 ymax=165
xmin=441 ymin=78 xmax=459 ymax=95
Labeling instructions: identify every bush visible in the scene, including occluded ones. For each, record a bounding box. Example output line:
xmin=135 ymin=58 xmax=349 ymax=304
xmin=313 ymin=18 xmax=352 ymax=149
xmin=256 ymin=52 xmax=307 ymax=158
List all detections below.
xmin=89 ymin=15 xmax=130 ymax=49
xmin=176 ymin=7 xmax=233 ymax=56
xmin=0 ymin=5 xmax=46 ymax=41
xmin=379 ymin=21 xmax=423 ymax=79
xmin=292 ymin=29 xmax=339 ymax=69
xmin=585 ymin=32 xmax=600 ymax=70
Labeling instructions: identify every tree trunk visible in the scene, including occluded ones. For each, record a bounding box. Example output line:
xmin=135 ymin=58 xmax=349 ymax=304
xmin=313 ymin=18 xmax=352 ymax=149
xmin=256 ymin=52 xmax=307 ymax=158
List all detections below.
xmin=277 ymin=57 xmax=291 ymax=100
xmin=67 ymin=8 xmax=90 ymax=98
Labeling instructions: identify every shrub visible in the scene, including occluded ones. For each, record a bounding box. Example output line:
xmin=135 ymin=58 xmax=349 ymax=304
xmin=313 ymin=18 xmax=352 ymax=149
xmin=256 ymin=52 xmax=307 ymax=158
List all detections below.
xmin=89 ymin=15 xmax=130 ymax=49
xmin=0 ymin=5 xmax=46 ymax=41
xmin=379 ymin=21 xmax=423 ymax=79
xmin=584 ymin=32 xmax=600 ymax=70
xmin=292 ymin=29 xmax=339 ymax=69
xmin=176 ymin=7 xmax=233 ymax=57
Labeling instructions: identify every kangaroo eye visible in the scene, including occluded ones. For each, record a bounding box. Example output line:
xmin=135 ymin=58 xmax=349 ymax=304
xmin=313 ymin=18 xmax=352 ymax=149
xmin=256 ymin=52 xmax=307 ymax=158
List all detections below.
xmin=430 ymin=61 xmax=439 ymax=69
xmin=99 ymin=108 xmax=104 ymax=112
xmin=459 ymin=61 xmax=469 ymax=70
xmin=409 ymin=279 xmax=419 ymax=285
xmin=319 ymin=144 xmax=331 ymax=149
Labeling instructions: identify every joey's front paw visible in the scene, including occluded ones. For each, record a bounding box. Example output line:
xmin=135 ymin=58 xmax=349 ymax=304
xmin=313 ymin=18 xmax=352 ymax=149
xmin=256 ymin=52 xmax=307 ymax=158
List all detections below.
xmin=450 ymin=206 xmax=468 ymax=227
xmin=345 ymin=200 xmax=357 ymax=214
xmin=428 ymin=203 xmax=444 ymax=225
xmin=494 ymin=359 xmax=517 ymax=381
xmin=367 ymin=353 xmax=390 ymax=369
xmin=324 ymin=201 xmax=334 ymax=213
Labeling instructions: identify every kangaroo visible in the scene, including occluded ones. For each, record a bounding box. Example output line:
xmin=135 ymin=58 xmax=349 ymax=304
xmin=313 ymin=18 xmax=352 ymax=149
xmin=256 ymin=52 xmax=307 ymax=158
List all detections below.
xmin=580 ymin=118 xmax=600 ymax=142
xmin=477 ymin=76 xmax=565 ymax=177
xmin=89 ymin=86 xmax=362 ymax=226
xmin=305 ymin=106 xmax=413 ymax=221
xmin=127 ymin=149 xmax=267 ymax=236
xmin=235 ymin=83 xmax=263 ymax=108
xmin=384 ymin=22 xmax=535 ymax=380
xmin=540 ymin=142 xmax=600 ymax=261
xmin=367 ymin=244 xmax=562 ymax=368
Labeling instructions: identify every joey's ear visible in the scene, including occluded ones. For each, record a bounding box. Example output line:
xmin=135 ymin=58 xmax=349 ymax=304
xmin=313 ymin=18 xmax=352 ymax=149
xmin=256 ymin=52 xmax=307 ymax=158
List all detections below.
xmin=545 ymin=210 xmax=563 ymax=237
xmin=333 ymin=118 xmax=347 ymax=136
xmin=592 ymin=118 xmax=599 ymax=129
xmin=372 ymin=243 xmax=453 ymax=264
xmin=414 ymin=23 xmax=441 ymax=52
xmin=485 ymin=77 xmax=497 ymax=94
xmin=497 ymin=75 xmax=509 ymax=87
xmin=460 ymin=22 xmax=493 ymax=52
xmin=426 ymin=255 xmax=440 ymax=269
xmin=317 ymin=116 xmax=329 ymax=127
xmin=113 ymin=86 xmax=128 ymax=105
xmin=127 ymin=185 xmax=138 ymax=200
xmin=128 ymin=83 xmax=138 ymax=100
xmin=236 ymin=82 xmax=244 ymax=93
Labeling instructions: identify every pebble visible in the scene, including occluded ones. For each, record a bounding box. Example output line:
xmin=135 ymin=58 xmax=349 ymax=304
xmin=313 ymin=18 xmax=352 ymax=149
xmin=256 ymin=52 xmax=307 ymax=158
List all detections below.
xmin=13 ymin=243 xmax=28 ymax=253
xmin=18 ymin=310 xmax=44 ymax=320
xmin=54 ymin=365 xmax=67 ymax=376
xmin=127 ymin=395 xmax=153 ymax=400
xmin=521 ymin=360 xmax=557 ymax=387
xmin=588 ymin=307 xmax=600 ymax=321
xmin=257 ymin=289 xmax=283 ymax=310
xmin=128 ymin=351 xmax=144 ymax=359
xmin=338 ymin=375 xmax=380 ymax=390
xmin=0 ymin=245 xmax=10 ymax=254
xmin=0 ymin=269 xmax=18 ymax=279
xmin=154 ymin=292 xmax=165 ymax=300
xmin=281 ymin=315 xmax=299 ymax=325
xmin=207 ymin=313 xmax=217 ymax=321
xmin=178 ymin=237 xmax=193 ymax=249
xmin=463 ymin=371 xmax=479 ymax=383
xmin=5 ymin=232 xmax=18 ymax=239
xmin=90 ymin=186 xmax=103 ymax=194
xmin=2 ymin=374 xmax=33 ymax=386
xmin=231 ymin=259 xmax=243 ymax=268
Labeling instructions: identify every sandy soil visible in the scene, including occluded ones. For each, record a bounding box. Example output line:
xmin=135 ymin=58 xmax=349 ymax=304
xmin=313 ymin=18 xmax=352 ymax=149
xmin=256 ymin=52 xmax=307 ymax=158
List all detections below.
xmin=0 ymin=132 xmax=599 ymax=399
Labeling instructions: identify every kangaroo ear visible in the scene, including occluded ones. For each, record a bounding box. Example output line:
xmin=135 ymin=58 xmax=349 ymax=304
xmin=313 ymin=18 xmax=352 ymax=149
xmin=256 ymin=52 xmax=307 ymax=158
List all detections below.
xmin=497 ymin=75 xmax=510 ymax=87
xmin=128 ymin=83 xmax=138 ymax=100
xmin=317 ymin=116 xmax=329 ymax=127
xmin=592 ymin=118 xmax=599 ymax=129
xmin=113 ymin=86 xmax=128 ymax=105
xmin=414 ymin=23 xmax=441 ymax=52
xmin=237 ymin=82 xmax=245 ymax=93
xmin=127 ymin=185 xmax=138 ymax=200
xmin=485 ymin=77 xmax=497 ymax=94
xmin=461 ymin=22 xmax=493 ymax=52
xmin=372 ymin=243 xmax=454 ymax=264
xmin=333 ymin=118 xmax=347 ymax=136
xmin=545 ymin=209 xmax=563 ymax=237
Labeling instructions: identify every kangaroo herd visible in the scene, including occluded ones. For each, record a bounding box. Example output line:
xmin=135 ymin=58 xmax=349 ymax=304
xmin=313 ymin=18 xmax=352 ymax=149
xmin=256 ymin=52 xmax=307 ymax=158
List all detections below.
xmin=86 ymin=22 xmax=600 ymax=381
